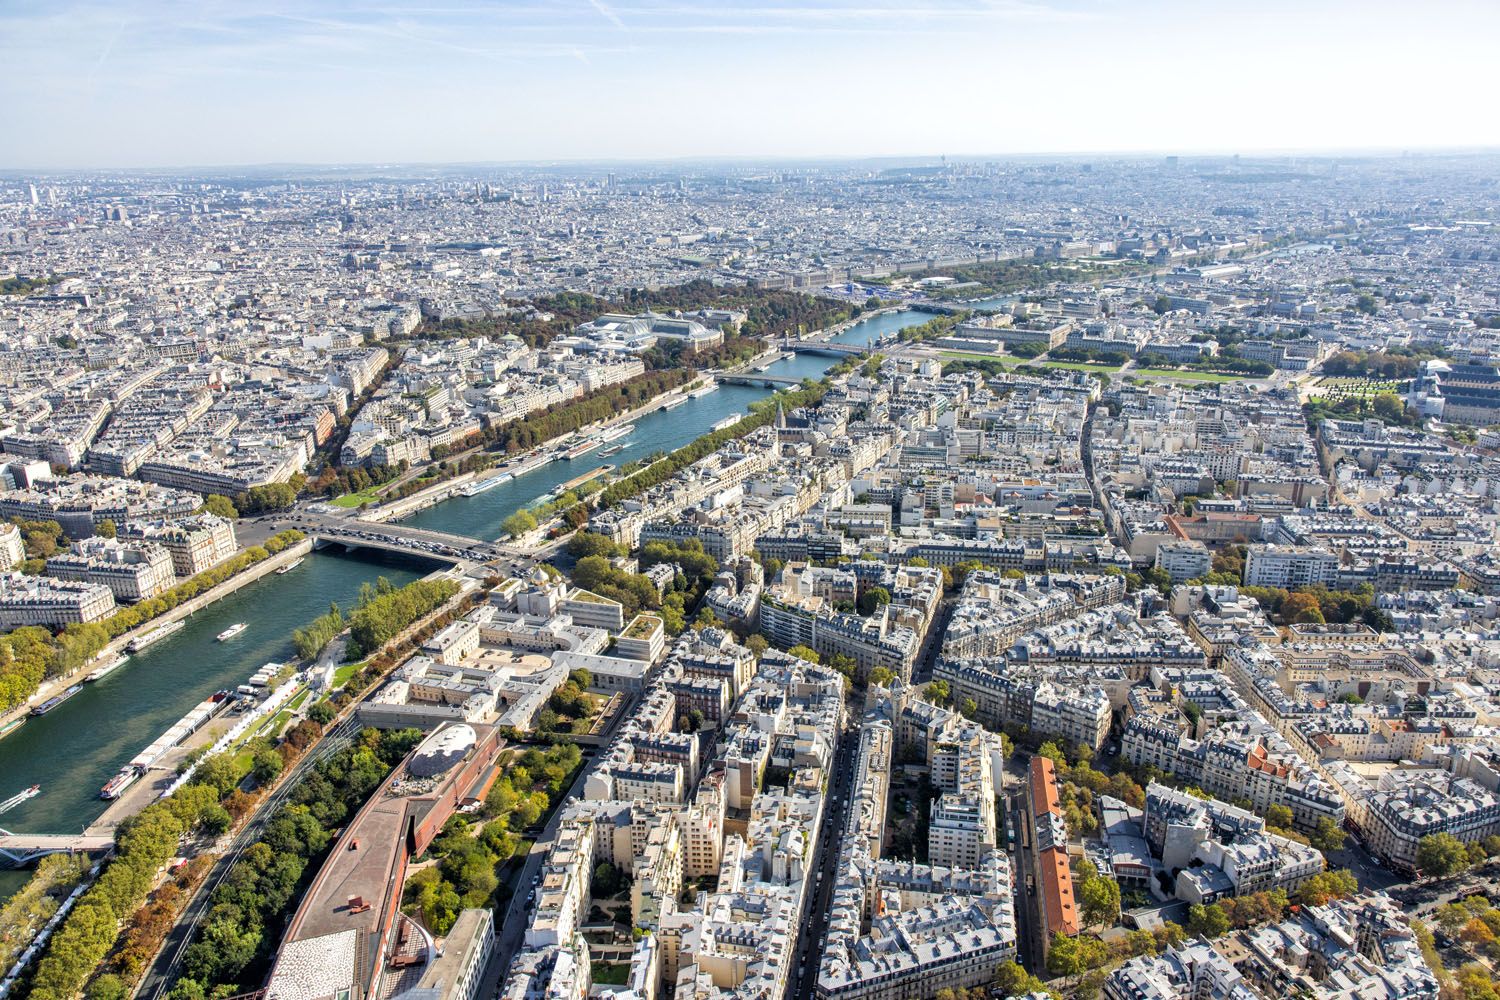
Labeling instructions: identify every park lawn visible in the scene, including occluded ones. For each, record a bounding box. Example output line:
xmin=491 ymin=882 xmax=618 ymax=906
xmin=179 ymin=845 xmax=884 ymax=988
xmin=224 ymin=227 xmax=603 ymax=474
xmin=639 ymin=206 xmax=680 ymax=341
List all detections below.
xmin=938 ymin=350 xmax=1029 ymax=365
xmin=330 ymin=489 xmax=382 ymax=508
xmin=230 ymin=749 xmax=256 ymax=778
xmin=255 ymin=709 xmax=293 ymax=739
xmin=1132 ymin=368 xmax=1250 ymax=382
xmin=332 ymin=661 xmax=362 ymax=689
xmin=288 ymin=689 xmax=310 ymax=711
xmin=1041 ymin=360 xmax=1121 ymax=373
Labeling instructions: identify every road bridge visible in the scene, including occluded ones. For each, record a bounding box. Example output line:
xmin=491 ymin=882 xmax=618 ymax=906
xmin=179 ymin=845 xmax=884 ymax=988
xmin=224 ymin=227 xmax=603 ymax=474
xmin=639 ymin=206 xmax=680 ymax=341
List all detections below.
xmin=0 ymin=830 xmax=114 ymax=868
xmin=289 ymin=513 xmax=505 ymax=563
xmin=780 ymin=340 xmax=869 ymax=357
xmin=715 ymin=373 xmax=806 ymax=388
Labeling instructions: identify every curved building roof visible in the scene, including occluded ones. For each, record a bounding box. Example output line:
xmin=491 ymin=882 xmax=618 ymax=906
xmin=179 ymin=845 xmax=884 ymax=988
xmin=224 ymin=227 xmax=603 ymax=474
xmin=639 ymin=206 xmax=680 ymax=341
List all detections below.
xmin=409 ymin=723 xmax=477 ymax=778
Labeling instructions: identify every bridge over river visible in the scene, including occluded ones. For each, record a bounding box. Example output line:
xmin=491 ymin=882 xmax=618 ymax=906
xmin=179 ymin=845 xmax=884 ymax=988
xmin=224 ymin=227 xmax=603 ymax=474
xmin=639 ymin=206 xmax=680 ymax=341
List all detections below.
xmin=282 ymin=512 xmax=517 ymax=564
xmin=0 ymin=829 xmax=114 ymax=867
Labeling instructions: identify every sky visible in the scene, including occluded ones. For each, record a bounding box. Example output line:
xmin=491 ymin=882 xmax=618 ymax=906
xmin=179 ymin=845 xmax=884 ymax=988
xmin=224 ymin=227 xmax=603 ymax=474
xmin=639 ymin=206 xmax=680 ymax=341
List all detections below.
xmin=1 ymin=0 xmax=1497 ymax=170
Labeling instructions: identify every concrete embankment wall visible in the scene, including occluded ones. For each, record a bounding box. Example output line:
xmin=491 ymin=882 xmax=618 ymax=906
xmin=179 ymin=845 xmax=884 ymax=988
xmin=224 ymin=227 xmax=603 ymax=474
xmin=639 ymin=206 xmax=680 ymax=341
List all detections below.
xmin=0 ymin=539 xmax=316 ymax=734
xmin=101 ymin=539 xmax=317 ymax=659
xmin=361 ymin=471 xmax=480 ymax=523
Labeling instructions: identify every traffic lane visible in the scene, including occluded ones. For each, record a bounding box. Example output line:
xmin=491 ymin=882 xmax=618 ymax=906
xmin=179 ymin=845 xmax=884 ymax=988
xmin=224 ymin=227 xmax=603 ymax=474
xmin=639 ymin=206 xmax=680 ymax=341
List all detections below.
xmin=1323 ymin=840 xmax=1401 ymax=892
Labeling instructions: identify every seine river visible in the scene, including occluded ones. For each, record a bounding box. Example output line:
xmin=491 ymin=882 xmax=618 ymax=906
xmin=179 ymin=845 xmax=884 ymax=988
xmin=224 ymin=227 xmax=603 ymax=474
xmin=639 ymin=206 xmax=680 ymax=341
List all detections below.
xmin=0 ymin=307 xmax=927 ymax=904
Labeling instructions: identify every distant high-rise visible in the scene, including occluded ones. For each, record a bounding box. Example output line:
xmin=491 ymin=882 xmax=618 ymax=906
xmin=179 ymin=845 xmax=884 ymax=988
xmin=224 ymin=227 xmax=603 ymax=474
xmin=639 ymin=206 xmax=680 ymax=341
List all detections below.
xmin=27 ymin=183 xmax=38 ymax=205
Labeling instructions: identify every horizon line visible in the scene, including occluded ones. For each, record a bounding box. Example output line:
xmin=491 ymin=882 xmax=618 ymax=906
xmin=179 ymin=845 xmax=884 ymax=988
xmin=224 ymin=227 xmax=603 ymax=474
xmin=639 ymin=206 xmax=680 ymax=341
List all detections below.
xmin=5 ymin=144 xmax=1500 ymax=177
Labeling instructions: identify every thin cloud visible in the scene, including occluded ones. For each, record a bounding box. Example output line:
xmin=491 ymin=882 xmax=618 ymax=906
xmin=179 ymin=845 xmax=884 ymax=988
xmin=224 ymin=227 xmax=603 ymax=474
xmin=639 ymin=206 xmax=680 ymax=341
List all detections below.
xmin=90 ymin=17 xmax=127 ymax=77
xmin=588 ymin=0 xmax=629 ymax=31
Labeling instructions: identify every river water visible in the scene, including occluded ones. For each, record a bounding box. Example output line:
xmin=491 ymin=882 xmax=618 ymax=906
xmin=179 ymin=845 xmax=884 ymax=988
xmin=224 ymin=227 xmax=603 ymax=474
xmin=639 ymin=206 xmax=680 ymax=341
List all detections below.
xmin=0 ymin=307 xmax=926 ymax=904
xmin=0 ymin=550 xmax=426 ymax=899
xmin=399 ymin=307 xmax=928 ymax=540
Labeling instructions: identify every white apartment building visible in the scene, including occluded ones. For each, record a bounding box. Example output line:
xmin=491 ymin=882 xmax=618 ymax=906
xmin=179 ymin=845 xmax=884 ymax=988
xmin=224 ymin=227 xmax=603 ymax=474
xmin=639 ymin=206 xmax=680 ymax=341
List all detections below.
xmin=0 ymin=572 xmax=117 ymax=627
xmin=45 ymin=537 xmax=176 ymax=603
xmin=0 ymin=523 xmax=24 ymax=571
xmin=1154 ymin=540 xmax=1212 ymax=582
xmin=421 ymin=619 xmax=481 ymax=666
xmin=1242 ymin=545 xmax=1341 ymax=589
xmin=117 ymin=513 xmax=237 ymax=577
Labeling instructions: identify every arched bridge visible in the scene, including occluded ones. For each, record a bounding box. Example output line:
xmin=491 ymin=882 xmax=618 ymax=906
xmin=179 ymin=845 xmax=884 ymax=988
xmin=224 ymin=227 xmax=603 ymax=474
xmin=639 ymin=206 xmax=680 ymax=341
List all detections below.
xmin=781 ymin=341 xmax=869 ymax=358
xmin=715 ymin=373 xmax=807 ymax=388
xmin=289 ymin=513 xmax=512 ymax=563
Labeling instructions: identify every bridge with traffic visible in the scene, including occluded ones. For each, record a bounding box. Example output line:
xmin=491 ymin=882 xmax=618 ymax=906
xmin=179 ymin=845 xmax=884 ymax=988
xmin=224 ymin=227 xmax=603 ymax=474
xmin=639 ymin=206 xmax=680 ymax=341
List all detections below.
xmin=715 ymin=373 xmax=806 ymax=388
xmin=777 ymin=339 xmax=871 ymax=357
xmin=274 ymin=511 xmax=524 ymax=565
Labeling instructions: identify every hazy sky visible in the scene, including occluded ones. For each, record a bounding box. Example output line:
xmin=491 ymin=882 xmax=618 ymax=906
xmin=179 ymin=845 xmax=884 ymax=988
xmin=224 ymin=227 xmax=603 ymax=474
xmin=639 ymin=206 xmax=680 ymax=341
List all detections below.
xmin=2 ymin=0 xmax=1496 ymax=169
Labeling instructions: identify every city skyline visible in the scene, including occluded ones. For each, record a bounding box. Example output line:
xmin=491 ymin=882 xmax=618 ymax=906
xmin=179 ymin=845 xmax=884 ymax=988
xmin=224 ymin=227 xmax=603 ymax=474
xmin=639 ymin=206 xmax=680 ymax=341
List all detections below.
xmin=2 ymin=0 xmax=1497 ymax=170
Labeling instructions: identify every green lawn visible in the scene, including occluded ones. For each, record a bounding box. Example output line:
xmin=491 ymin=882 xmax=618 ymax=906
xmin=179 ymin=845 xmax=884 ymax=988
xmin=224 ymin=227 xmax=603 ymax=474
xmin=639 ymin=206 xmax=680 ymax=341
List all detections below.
xmin=938 ymin=350 xmax=1031 ymax=365
xmin=256 ymin=709 xmax=293 ymax=739
xmin=1132 ymin=368 xmax=1251 ymax=382
xmin=1041 ymin=360 xmax=1121 ymax=373
xmin=288 ymin=689 xmax=310 ymax=711
xmin=591 ymin=963 xmax=631 ymax=986
xmin=330 ymin=489 xmax=381 ymax=508
xmin=332 ymin=661 xmax=362 ymax=689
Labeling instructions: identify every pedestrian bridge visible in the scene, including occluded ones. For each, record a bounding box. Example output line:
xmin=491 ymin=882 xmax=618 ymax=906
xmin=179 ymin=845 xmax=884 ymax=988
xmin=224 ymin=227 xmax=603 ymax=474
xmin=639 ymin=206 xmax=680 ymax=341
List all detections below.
xmin=0 ymin=830 xmax=114 ymax=867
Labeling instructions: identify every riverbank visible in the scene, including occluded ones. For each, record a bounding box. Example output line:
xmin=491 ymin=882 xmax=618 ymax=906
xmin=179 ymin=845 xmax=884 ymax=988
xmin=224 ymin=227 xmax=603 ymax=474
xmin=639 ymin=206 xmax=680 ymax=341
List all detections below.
xmin=359 ymin=470 xmax=481 ymax=523
xmin=397 ymin=309 xmax=931 ymax=544
xmin=0 ymin=538 xmax=315 ymax=740
xmin=358 ymin=378 xmax=703 ymax=530
xmin=0 ymin=548 xmax=429 ymax=850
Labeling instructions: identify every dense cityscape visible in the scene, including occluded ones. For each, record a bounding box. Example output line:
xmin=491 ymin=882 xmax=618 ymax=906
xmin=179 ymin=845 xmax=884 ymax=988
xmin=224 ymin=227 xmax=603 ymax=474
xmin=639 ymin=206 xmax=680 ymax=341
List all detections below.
xmin=1 ymin=152 xmax=1499 ymax=1000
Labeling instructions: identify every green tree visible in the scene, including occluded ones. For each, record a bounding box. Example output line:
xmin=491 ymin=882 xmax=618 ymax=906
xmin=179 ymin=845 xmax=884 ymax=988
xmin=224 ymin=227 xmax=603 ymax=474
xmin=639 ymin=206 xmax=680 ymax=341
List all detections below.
xmin=199 ymin=494 xmax=239 ymax=518
xmin=787 ymin=644 xmax=820 ymax=665
xmin=745 ymin=634 xmax=769 ymax=658
xmin=1045 ymin=933 xmax=1108 ymax=979
xmin=1077 ymin=868 xmax=1121 ymax=929
xmin=993 ymin=960 xmax=1053 ymax=999
xmin=857 ymin=586 xmax=891 ymax=616
xmin=252 ymin=749 xmax=285 ymax=785
xmin=1037 ymin=741 xmax=1068 ymax=769
xmin=1310 ymin=816 xmax=1347 ymax=853
xmin=189 ymin=753 xmax=241 ymax=797
xmin=567 ymin=532 xmax=622 ymax=559
xmin=1297 ymin=869 xmax=1358 ymax=906
xmin=868 ymin=667 xmax=896 ymax=687
xmin=1186 ymin=903 xmax=1231 ymax=938
xmin=502 ymin=509 xmax=538 ymax=537
xmin=96 ymin=518 xmax=117 ymax=539
xmin=85 ymin=974 xmax=129 ymax=1000
xmin=925 ymin=680 xmax=951 ymax=706
xmin=1418 ymin=832 xmax=1473 ymax=878
xmin=1264 ymin=803 xmax=1294 ymax=830
xmin=199 ymin=804 xmax=232 ymax=836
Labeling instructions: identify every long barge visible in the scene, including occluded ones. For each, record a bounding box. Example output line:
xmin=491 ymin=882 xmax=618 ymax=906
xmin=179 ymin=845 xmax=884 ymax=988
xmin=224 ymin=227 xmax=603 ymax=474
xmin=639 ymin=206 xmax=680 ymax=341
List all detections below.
xmin=31 ymin=684 xmax=84 ymax=717
xmin=557 ymin=465 xmax=613 ymax=494
xmin=562 ymin=438 xmax=601 ymax=461
xmin=458 ymin=472 xmax=513 ymax=497
xmin=85 ymin=655 xmax=129 ymax=682
xmin=128 ymin=619 xmax=185 ymax=653
xmin=100 ymin=689 xmax=234 ymax=799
